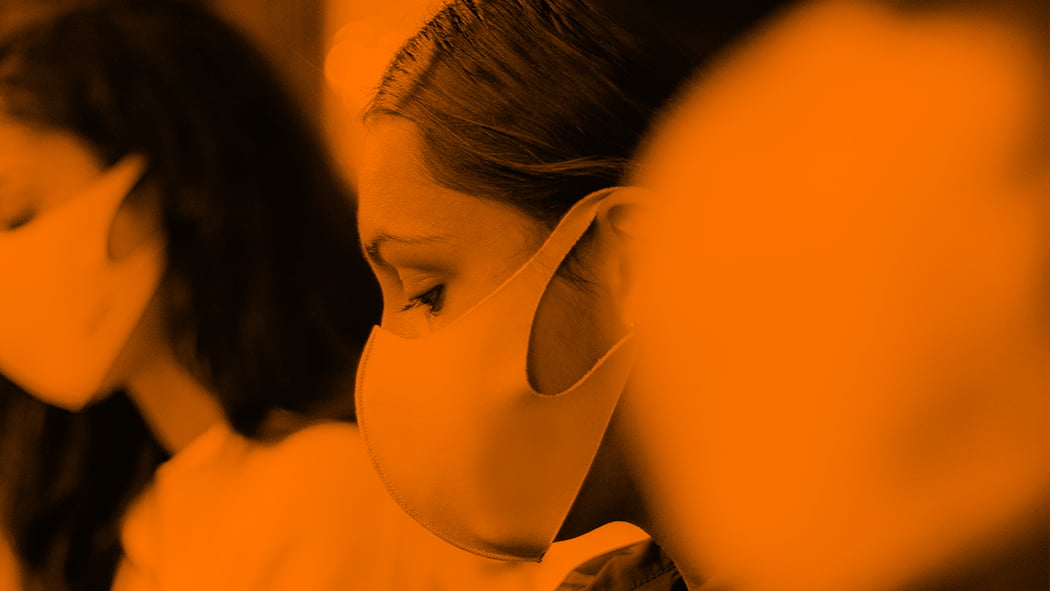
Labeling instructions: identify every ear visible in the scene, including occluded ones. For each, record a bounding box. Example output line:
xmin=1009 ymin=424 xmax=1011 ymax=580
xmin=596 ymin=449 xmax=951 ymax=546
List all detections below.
xmin=592 ymin=187 xmax=655 ymax=329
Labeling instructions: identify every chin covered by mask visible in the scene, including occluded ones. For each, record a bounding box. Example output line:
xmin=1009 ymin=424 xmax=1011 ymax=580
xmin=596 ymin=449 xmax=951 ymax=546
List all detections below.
xmin=0 ymin=154 xmax=165 ymax=410
xmin=356 ymin=188 xmax=637 ymax=561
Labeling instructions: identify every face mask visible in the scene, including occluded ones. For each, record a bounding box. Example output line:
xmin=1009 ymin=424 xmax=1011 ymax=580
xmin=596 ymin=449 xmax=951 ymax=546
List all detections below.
xmin=356 ymin=188 xmax=637 ymax=561
xmin=0 ymin=154 xmax=164 ymax=410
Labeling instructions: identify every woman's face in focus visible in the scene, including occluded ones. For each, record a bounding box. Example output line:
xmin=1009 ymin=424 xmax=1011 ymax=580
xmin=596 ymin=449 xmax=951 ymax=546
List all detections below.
xmin=358 ymin=116 xmax=628 ymax=393
xmin=358 ymin=118 xmax=546 ymax=336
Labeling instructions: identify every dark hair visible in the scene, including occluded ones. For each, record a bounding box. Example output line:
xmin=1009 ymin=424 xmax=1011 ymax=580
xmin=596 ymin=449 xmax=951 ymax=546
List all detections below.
xmin=0 ymin=381 xmax=163 ymax=591
xmin=0 ymin=1 xmax=380 ymax=588
xmin=367 ymin=0 xmax=706 ymax=225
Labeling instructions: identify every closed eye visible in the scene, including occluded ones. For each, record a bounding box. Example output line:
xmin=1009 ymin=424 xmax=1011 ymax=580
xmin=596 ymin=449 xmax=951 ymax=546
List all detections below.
xmin=402 ymin=284 xmax=445 ymax=315
xmin=1 ymin=209 xmax=35 ymax=231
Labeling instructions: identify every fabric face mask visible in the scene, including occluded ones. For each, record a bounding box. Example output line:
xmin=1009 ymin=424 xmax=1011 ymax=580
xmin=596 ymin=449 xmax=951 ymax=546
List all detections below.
xmin=356 ymin=188 xmax=638 ymax=561
xmin=0 ymin=154 xmax=164 ymax=410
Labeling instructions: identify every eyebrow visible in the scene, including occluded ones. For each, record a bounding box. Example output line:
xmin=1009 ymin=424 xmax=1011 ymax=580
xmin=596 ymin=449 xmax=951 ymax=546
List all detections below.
xmin=363 ymin=232 xmax=453 ymax=268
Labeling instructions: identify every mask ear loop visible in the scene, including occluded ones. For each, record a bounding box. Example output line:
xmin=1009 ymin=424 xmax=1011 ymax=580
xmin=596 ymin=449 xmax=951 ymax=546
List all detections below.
xmin=517 ymin=187 xmax=643 ymax=397
xmin=95 ymin=155 xmax=157 ymax=263
xmin=515 ymin=186 xmax=626 ymax=324
xmin=503 ymin=187 xmax=622 ymax=394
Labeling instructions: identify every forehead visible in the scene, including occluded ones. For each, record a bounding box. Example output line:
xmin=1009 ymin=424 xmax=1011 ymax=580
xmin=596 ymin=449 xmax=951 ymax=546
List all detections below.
xmin=357 ymin=117 xmax=539 ymax=247
xmin=0 ymin=115 xmax=101 ymax=171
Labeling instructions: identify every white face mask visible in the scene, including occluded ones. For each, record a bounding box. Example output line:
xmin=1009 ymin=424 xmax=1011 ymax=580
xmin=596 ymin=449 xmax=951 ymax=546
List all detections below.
xmin=0 ymin=154 xmax=164 ymax=410
xmin=356 ymin=188 xmax=637 ymax=561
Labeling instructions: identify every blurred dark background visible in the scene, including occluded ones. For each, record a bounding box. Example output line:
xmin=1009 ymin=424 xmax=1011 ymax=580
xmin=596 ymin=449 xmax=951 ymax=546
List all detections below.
xmin=0 ymin=0 xmax=325 ymax=113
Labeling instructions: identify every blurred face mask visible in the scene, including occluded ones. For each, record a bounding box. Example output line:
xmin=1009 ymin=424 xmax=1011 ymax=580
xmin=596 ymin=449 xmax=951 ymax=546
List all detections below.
xmin=356 ymin=188 xmax=637 ymax=561
xmin=0 ymin=154 xmax=164 ymax=410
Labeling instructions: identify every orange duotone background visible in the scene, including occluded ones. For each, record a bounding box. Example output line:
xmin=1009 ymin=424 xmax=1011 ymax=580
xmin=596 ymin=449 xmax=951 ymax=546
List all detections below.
xmin=0 ymin=0 xmax=1045 ymax=590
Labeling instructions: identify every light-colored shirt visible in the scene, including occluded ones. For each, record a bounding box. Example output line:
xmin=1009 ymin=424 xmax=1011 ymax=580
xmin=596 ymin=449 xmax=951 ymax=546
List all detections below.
xmin=114 ymin=421 xmax=644 ymax=591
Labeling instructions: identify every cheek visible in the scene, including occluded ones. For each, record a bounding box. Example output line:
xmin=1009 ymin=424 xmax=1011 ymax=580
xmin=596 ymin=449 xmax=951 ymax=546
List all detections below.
xmin=528 ymin=275 xmax=612 ymax=394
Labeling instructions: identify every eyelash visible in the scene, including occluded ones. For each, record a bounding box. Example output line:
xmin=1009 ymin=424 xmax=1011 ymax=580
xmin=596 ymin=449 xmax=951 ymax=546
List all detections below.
xmin=1 ymin=209 xmax=35 ymax=231
xmin=401 ymin=284 xmax=445 ymax=315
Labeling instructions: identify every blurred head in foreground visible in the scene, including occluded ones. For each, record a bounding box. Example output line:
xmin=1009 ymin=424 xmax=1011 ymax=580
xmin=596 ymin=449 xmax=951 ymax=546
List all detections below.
xmin=630 ymin=0 xmax=1047 ymax=589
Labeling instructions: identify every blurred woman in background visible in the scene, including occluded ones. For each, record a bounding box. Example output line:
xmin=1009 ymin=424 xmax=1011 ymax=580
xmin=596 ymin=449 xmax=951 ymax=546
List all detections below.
xmin=0 ymin=1 xmax=382 ymax=589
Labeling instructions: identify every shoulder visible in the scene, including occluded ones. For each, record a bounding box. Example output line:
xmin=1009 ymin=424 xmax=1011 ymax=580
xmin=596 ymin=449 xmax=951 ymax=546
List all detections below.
xmin=146 ymin=420 xmax=380 ymax=508
xmin=118 ymin=421 xmax=396 ymax=589
xmin=223 ymin=421 xmax=390 ymax=523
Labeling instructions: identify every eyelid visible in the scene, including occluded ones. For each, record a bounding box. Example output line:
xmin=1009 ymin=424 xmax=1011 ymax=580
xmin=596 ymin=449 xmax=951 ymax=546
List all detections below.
xmin=399 ymin=269 xmax=444 ymax=297
xmin=0 ymin=185 xmax=35 ymax=230
xmin=1 ymin=209 xmax=35 ymax=231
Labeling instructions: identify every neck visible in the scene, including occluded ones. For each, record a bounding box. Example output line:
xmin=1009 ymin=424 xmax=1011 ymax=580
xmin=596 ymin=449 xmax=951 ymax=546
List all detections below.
xmin=124 ymin=345 xmax=224 ymax=454
xmin=613 ymin=378 xmax=708 ymax=590
xmin=557 ymin=407 xmax=650 ymax=541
